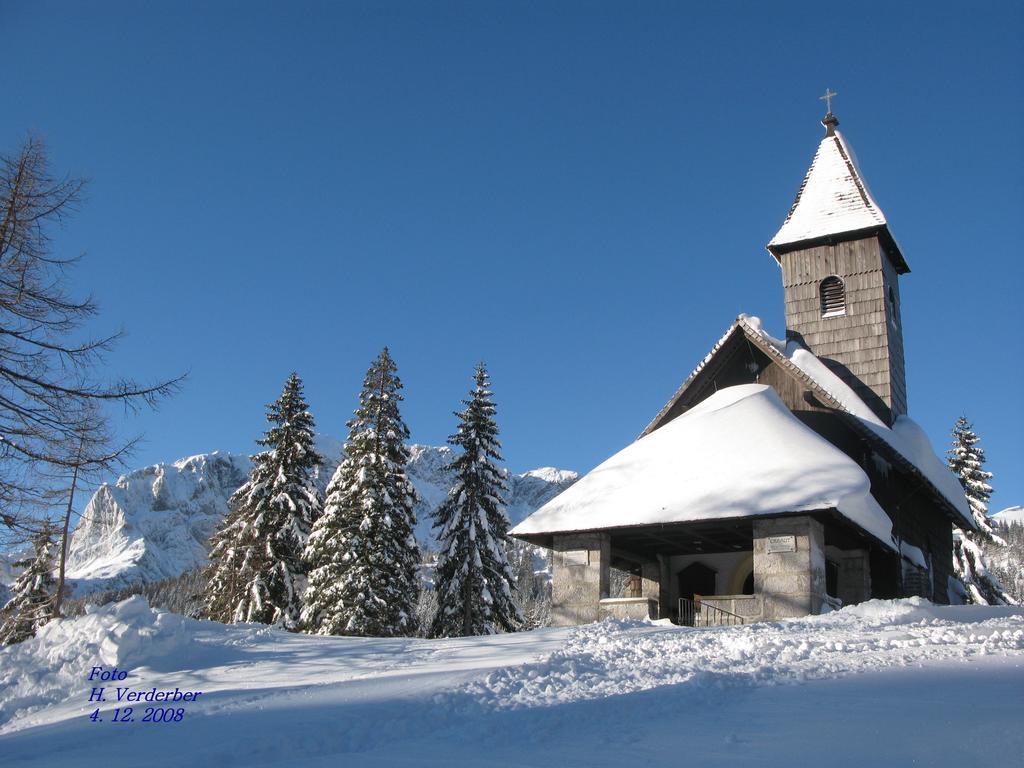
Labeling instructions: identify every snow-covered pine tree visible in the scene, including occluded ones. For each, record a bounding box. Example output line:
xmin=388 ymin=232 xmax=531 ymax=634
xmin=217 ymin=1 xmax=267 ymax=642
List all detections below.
xmin=951 ymin=530 xmax=1015 ymax=606
xmin=204 ymin=373 xmax=322 ymax=629
xmin=301 ymin=348 xmax=420 ymax=636
xmin=946 ymin=417 xmax=995 ymax=536
xmin=0 ymin=524 xmax=58 ymax=644
xmin=947 ymin=416 xmax=995 ymax=536
xmin=431 ymin=364 xmax=521 ymax=637
xmin=946 ymin=416 xmax=1013 ymax=605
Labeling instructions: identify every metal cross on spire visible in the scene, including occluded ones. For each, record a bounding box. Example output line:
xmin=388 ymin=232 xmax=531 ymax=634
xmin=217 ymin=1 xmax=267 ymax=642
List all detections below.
xmin=820 ymin=88 xmax=837 ymax=114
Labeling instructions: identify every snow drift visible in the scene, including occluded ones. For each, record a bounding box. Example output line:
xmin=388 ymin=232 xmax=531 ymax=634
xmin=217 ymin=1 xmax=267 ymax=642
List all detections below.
xmin=0 ymin=597 xmax=191 ymax=729
xmin=1 ymin=597 xmax=1021 ymax=767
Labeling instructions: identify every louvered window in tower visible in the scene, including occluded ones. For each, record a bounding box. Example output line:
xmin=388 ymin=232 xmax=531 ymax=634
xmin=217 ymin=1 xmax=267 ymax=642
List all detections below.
xmin=820 ymin=276 xmax=846 ymax=317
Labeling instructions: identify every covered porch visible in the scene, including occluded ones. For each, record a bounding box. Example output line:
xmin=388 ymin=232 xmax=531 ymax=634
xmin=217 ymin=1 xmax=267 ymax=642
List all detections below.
xmin=508 ymin=386 xmax=902 ymax=626
xmin=535 ymin=512 xmax=880 ymax=626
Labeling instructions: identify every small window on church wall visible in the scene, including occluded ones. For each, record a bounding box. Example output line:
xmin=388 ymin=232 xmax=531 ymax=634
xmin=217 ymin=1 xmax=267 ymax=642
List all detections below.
xmin=820 ymin=276 xmax=846 ymax=317
xmin=888 ymin=286 xmax=900 ymax=328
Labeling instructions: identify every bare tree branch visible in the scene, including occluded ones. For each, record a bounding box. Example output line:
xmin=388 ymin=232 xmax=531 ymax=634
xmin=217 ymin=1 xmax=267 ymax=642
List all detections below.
xmin=0 ymin=135 xmax=185 ymax=557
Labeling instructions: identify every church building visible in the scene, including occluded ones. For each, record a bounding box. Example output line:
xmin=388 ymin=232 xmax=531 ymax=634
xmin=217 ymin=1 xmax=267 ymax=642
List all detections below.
xmin=510 ymin=106 xmax=975 ymax=626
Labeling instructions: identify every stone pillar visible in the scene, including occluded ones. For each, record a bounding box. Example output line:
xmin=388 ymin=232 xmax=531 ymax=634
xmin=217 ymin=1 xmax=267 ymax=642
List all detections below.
xmin=550 ymin=533 xmax=610 ymax=626
xmin=641 ymin=561 xmax=661 ymax=618
xmin=753 ymin=516 xmax=826 ymax=619
xmin=837 ymin=549 xmax=871 ymax=606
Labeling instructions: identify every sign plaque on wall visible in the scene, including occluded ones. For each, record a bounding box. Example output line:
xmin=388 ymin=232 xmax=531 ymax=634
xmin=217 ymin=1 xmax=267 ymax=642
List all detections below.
xmin=766 ymin=535 xmax=797 ymax=554
xmin=562 ymin=550 xmax=589 ymax=566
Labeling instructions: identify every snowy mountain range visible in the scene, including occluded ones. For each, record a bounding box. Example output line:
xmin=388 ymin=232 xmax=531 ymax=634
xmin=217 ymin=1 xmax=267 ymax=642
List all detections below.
xmin=62 ymin=439 xmax=577 ymax=596
xmin=992 ymin=506 xmax=1024 ymax=527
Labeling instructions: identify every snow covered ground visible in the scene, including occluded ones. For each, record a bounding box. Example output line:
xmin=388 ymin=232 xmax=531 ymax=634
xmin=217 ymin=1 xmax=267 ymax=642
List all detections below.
xmin=1 ymin=598 xmax=1022 ymax=767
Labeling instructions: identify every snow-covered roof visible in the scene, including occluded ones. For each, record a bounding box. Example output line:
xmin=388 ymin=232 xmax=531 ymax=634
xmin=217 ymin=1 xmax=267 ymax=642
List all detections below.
xmin=738 ymin=317 xmax=974 ymax=530
xmin=638 ymin=315 xmax=974 ymax=531
xmin=511 ymin=384 xmax=896 ymax=550
xmin=767 ymin=128 xmax=907 ymax=272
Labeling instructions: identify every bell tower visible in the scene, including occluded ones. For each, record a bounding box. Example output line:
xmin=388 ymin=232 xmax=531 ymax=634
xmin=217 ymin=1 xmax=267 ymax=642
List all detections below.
xmin=767 ymin=105 xmax=909 ymax=425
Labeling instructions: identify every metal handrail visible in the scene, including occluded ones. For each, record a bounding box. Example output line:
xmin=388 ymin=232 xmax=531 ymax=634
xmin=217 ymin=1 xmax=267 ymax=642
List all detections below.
xmin=677 ymin=596 xmax=745 ymax=627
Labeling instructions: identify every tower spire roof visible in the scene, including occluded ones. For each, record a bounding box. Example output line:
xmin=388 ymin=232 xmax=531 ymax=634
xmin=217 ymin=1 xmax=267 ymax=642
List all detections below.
xmin=767 ymin=114 xmax=909 ymax=273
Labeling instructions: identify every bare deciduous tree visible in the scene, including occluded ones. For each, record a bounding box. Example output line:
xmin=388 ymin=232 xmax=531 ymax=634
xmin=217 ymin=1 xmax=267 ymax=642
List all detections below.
xmin=0 ymin=136 xmax=183 ymax=601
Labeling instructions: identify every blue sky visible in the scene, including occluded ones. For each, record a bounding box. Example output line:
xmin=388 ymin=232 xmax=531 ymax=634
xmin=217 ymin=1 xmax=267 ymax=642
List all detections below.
xmin=3 ymin=1 xmax=1022 ymax=509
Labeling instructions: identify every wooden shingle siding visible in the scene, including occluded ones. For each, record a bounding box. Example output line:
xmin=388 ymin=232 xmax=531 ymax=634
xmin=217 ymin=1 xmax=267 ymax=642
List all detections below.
xmin=866 ymin=452 xmax=955 ymax=604
xmin=781 ymin=235 xmax=907 ymax=424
